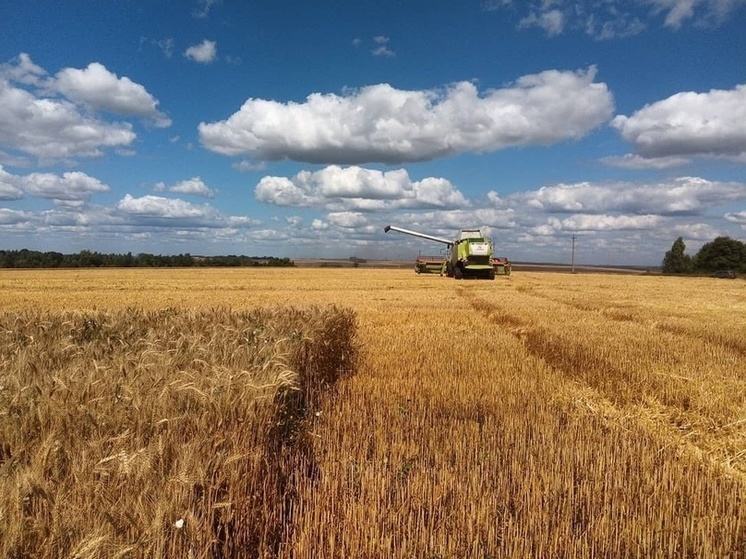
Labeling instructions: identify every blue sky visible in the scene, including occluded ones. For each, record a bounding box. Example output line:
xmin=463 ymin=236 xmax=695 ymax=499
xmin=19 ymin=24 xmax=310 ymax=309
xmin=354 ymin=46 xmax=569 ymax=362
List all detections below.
xmin=1 ymin=0 xmax=745 ymax=265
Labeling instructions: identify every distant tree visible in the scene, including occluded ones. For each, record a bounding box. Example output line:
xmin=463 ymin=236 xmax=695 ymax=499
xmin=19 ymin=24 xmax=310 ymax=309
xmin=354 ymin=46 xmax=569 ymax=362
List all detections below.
xmin=662 ymin=237 xmax=692 ymax=274
xmin=43 ymin=251 xmax=64 ymax=267
xmin=0 ymin=248 xmax=293 ymax=268
xmin=76 ymin=249 xmax=105 ymax=267
xmin=137 ymin=253 xmax=157 ymax=267
xmin=693 ymin=236 xmax=746 ymax=273
xmin=112 ymin=252 xmax=136 ymax=267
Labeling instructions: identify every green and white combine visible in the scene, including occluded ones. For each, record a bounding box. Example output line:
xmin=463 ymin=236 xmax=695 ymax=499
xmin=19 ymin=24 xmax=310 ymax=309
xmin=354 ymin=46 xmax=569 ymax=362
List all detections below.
xmin=384 ymin=225 xmax=511 ymax=280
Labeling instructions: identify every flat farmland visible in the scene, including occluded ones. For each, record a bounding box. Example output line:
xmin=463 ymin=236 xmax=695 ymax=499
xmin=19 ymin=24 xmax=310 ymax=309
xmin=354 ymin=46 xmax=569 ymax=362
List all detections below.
xmin=1 ymin=267 xmax=745 ymax=558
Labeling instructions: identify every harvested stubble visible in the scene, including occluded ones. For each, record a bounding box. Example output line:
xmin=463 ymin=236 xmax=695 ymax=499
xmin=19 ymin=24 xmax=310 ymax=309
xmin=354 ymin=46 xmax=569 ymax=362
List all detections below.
xmin=288 ymin=284 xmax=746 ymax=559
xmin=0 ymin=306 xmax=356 ymax=559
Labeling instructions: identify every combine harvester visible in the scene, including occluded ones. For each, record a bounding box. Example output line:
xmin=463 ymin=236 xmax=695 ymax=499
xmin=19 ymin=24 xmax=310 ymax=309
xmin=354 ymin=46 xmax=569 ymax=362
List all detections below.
xmin=385 ymin=225 xmax=510 ymax=280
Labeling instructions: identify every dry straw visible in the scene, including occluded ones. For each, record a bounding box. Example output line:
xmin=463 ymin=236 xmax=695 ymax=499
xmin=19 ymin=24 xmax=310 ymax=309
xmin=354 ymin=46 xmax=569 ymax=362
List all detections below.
xmin=0 ymin=306 xmax=356 ymax=558
xmin=1 ymin=268 xmax=745 ymax=557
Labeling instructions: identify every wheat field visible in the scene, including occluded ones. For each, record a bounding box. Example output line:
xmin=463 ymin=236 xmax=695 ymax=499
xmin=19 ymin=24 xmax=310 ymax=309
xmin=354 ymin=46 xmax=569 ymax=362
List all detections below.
xmin=1 ymin=267 xmax=744 ymax=558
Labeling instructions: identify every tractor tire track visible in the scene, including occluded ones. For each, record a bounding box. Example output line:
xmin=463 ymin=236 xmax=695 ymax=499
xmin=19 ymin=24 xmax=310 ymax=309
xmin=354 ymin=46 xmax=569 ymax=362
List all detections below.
xmin=512 ymin=285 xmax=746 ymax=358
xmin=459 ymin=287 xmax=746 ymax=480
xmin=655 ymin=322 xmax=746 ymax=357
xmin=459 ymin=289 xmax=652 ymax=408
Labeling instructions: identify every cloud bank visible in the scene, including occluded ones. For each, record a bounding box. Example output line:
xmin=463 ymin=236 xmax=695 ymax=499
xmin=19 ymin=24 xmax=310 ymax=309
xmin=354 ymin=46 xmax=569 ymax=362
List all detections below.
xmin=611 ymin=84 xmax=746 ymax=161
xmin=255 ymin=166 xmax=468 ymax=211
xmin=522 ymin=177 xmax=746 ymax=216
xmin=0 ymin=54 xmax=170 ymax=163
xmin=0 ymin=165 xmax=109 ymax=203
xmin=199 ymin=67 xmax=614 ymax=164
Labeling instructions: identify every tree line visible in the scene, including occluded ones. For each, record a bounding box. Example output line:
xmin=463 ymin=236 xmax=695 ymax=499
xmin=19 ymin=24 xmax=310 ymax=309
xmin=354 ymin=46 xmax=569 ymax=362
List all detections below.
xmin=662 ymin=236 xmax=745 ymax=275
xmin=0 ymin=249 xmax=294 ymax=269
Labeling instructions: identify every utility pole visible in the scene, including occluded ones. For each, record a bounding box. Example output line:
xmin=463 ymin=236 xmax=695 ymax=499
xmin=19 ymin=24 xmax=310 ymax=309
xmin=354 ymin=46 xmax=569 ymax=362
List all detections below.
xmin=571 ymin=235 xmax=576 ymax=274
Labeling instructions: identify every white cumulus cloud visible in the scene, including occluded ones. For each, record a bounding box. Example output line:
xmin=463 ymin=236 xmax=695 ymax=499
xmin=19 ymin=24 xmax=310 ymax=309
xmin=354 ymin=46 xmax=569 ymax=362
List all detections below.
xmin=199 ymin=67 xmax=613 ymax=164
xmin=0 ymin=54 xmax=163 ymax=162
xmin=254 ymin=165 xmax=468 ymax=210
xmin=560 ymin=213 xmax=664 ymax=231
xmin=24 ymin=171 xmax=109 ymax=201
xmin=0 ymin=165 xmax=24 ymax=199
xmin=51 ymin=62 xmax=171 ymax=127
xmin=117 ymin=194 xmax=211 ymax=219
xmin=0 ymin=208 xmax=32 ymax=225
xmin=0 ymin=78 xmax=135 ymax=162
xmin=0 ymin=165 xmax=109 ymax=202
xmin=327 ymin=211 xmax=369 ymax=228
xmin=185 ymin=40 xmax=217 ymax=63
xmin=166 ymin=177 xmax=216 ymax=198
xmin=0 ymin=53 xmax=46 ymax=86
xmin=725 ymin=211 xmax=746 ymax=226
xmin=671 ymin=221 xmax=722 ymax=240
xmin=611 ymin=84 xmax=746 ymax=160
xmin=115 ymin=194 xmax=260 ymax=231
xmin=522 ymin=177 xmax=746 ymax=215
xmin=600 ymin=153 xmax=690 ymax=169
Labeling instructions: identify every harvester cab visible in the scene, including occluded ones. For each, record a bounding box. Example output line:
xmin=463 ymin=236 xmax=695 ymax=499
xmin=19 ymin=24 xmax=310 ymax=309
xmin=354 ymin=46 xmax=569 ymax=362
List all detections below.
xmin=384 ymin=225 xmax=506 ymax=280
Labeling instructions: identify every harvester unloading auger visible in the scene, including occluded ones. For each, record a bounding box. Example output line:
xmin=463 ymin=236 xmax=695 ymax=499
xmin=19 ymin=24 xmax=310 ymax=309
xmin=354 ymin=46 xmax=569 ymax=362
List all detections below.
xmin=384 ymin=225 xmax=511 ymax=279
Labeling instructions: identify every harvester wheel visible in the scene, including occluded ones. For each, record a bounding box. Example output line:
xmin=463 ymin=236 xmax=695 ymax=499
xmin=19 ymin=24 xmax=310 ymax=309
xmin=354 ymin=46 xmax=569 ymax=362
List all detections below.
xmin=454 ymin=266 xmax=463 ymax=280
